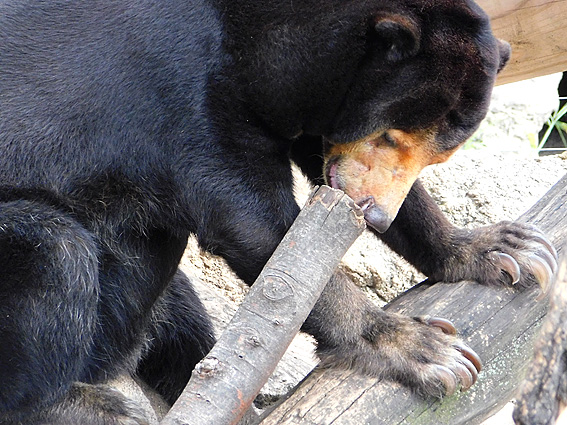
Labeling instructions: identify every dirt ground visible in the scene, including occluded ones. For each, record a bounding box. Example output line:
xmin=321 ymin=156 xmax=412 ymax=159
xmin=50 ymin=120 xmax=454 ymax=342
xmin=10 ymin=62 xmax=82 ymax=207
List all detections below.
xmin=183 ymin=151 xmax=567 ymax=308
xmin=177 ymin=150 xmax=567 ymax=424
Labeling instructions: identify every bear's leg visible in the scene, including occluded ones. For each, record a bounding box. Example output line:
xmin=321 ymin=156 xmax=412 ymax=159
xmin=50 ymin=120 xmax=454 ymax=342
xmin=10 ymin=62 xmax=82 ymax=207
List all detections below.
xmin=0 ymin=198 xmax=99 ymax=420
xmin=137 ymin=269 xmax=216 ymax=405
xmin=378 ymin=180 xmax=557 ymax=290
xmin=291 ymin=137 xmax=556 ymax=290
xmin=302 ymin=269 xmax=481 ymax=397
xmin=0 ymin=199 xmax=147 ymax=424
xmin=26 ymin=382 xmax=150 ymax=425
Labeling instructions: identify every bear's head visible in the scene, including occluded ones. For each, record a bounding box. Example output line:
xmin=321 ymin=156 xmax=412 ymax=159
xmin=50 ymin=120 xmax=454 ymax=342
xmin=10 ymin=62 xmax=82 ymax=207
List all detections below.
xmin=322 ymin=0 xmax=509 ymax=232
xmin=226 ymin=0 xmax=508 ymax=232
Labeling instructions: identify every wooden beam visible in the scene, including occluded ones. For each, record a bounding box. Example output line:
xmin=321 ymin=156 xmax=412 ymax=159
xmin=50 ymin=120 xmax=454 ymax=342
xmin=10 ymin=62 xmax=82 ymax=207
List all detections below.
xmin=514 ymin=255 xmax=567 ymax=424
xmin=260 ymin=175 xmax=567 ymax=425
xmin=476 ymin=0 xmax=567 ymax=85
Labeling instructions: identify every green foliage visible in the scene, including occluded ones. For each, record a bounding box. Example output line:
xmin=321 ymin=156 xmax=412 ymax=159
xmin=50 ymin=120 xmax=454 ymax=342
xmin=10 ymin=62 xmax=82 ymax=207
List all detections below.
xmin=538 ymin=98 xmax=567 ymax=153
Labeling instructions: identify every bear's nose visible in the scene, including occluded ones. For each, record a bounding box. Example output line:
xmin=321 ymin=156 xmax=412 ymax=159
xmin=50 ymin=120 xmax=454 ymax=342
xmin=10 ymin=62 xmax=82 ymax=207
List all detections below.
xmin=356 ymin=197 xmax=393 ymax=233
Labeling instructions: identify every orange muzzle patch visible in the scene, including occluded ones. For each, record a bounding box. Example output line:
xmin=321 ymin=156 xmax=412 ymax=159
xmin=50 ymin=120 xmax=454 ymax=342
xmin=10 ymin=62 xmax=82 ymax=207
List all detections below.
xmin=324 ymin=128 xmax=457 ymax=232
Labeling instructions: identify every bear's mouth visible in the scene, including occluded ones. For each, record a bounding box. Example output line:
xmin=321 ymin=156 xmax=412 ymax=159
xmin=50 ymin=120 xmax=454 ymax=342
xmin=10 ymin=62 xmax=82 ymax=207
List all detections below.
xmin=324 ymin=156 xmax=345 ymax=192
xmin=324 ymin=157 xmax=392 ymax=233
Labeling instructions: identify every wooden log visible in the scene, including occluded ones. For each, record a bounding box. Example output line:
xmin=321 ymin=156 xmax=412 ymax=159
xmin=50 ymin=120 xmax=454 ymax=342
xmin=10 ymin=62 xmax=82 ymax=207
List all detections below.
xmin=260 ymin=175 xmax=567 ymax=425
xmin=476 ymin=0 xmax=567 ymax=85
xmin=160 ymin=186 xmax=366 ymax=425
xmin=513 ymin=254 xmax=567 ymax=424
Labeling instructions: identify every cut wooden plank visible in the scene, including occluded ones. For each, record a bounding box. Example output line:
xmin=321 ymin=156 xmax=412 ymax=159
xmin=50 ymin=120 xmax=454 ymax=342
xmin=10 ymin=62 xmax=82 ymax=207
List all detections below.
xmin=160 ymin=186 xmax=366 ymax=425
xmin=476 ymin=0 xmax=567 ymax=85
xmin=260 ymin=175 xmax=567 ymax=425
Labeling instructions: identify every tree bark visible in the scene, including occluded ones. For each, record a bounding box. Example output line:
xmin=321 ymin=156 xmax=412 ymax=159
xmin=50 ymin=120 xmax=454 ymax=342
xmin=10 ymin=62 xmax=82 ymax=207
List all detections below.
xmin=513 ymin=254 xmax=567 ymax=425
xmin=476 ymin=0 xmax=567 ymax=85
xmin=260 ymin=175 xmax=567 ymax=425
xmin=160 ymin=186 xmax=366 ymax=425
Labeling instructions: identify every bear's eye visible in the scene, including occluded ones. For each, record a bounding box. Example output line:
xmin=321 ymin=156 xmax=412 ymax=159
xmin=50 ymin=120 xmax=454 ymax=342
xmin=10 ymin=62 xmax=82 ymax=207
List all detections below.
xmin=382 ymin=132 xmax=397 ymax=147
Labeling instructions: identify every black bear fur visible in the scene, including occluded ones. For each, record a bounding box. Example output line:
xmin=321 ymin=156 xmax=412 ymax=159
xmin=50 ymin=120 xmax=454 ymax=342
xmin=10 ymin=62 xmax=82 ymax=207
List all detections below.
xmin=0 ymin=0 xmax=556 ymax=423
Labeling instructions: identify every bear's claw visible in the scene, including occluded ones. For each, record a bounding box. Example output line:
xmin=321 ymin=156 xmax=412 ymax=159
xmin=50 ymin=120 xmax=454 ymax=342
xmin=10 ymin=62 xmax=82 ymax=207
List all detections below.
xmin=487 ymin=232 xmax=557 ymax=295
xmin=420 ymin=317 xmax=481 ymax=393
xmin=456 ymin=344 xmax=483 ymax=374
xmin=424 ymin=316 xmax=457 ymax=335
xmin=490 ymin=252 xmax=521 ymax=284
xmin=453 ymin=361 xmax=475 ymax=391
xmin=425 ymin=340 xmax=481 ymax=395
xmin=528 ymin=254 xmax=555 ymax=298
xmin=431 ymin=365 xmax=458 ymax=396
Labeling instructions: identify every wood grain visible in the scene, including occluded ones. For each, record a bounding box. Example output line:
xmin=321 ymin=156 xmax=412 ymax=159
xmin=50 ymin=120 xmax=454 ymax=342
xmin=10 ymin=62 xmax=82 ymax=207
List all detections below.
xmin=476 ymin=0 xmax=567 ymax=85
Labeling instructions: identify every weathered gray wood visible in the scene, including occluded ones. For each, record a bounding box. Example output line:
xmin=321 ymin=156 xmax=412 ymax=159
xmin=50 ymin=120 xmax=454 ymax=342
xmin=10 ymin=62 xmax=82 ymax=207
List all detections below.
xmin=160 ymin=186 xmax=366 ymax=425
xmin=260 ymin=174 xmax=567 ymax=425
xmin=514 ymin=255 xmax=567 ymax=425
xmin=190 ymin=275 xmax=318 ymax=414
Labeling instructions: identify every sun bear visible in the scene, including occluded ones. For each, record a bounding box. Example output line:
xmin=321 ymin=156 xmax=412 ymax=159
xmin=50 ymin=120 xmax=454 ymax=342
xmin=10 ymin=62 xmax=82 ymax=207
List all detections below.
xmin=0 ymin=0 xmax=557 ymax=423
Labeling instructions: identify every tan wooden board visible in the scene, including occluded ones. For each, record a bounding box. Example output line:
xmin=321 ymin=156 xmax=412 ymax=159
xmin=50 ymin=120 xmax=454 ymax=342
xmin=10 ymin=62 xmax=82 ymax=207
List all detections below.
xmin=477 ymin=0 xmax=567 ymax=84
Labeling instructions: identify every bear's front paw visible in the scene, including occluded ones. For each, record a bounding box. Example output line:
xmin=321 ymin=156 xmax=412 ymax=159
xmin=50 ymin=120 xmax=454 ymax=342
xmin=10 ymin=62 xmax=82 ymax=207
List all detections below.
xmin=436 ymin=221 xmax=557 ymax=294
xmin=316 ymin=312 xmax=481 ymax=398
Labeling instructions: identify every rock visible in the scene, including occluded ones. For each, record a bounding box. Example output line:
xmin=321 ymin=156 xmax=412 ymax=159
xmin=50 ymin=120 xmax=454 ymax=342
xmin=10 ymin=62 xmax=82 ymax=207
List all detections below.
xmin=465 ymin=73 xmax=563 ymax=155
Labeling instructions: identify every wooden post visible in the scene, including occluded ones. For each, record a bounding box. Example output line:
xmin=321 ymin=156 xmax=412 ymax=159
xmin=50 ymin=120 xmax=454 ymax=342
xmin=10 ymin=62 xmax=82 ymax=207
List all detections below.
xmin=160 ymin=186 xmax=366 ymax=425
xmin=260 ymin=175 xmax=567 ymax=425
xmin=476 ymin=0 xmax=567 ymax=85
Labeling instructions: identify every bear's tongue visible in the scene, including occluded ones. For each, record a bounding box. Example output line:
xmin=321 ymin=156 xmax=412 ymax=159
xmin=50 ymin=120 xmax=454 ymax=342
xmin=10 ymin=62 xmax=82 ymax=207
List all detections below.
xmin=326 ymin=161 xmax=342 ymax=191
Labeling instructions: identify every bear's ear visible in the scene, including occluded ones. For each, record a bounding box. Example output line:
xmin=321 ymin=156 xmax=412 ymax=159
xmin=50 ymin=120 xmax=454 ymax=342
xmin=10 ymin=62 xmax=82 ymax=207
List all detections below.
xmin=373 ymin=14 xmax=421 ymax=62
xmin=496 ymin=39 xmax=511 ymax=74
